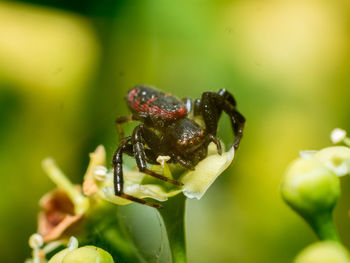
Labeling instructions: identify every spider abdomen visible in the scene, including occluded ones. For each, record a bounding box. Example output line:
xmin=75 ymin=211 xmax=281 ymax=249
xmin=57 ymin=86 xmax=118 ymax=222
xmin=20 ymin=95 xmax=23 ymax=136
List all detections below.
xmin=126 ymin=86 xmax=187 ymax=120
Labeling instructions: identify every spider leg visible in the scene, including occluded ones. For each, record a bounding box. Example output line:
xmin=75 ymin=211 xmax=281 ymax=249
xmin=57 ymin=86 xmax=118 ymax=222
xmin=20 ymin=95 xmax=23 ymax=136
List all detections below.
xmin=217 ymin=89 xmax=245 ymax=149
xmin=182 ymin=97 xmax=223 ymax=154
xmin=218 ymin=88 xmax=236 ymax=106
xmin=112 ymin=136 xmax=131 ymax=196
xmin=115 ymin=115 xmax=133 ymax=141
xmin=132 ymin=124 xmax=184 ymax=186
xmin=175 ymin=155 xmax=195 ymax=170
xmin=198 ymin=90 xmax=245 ymax=150
xmin=112 ymin=136 xmax=162 ymax=209
xmin=231 ymin=109 xmax=245 ymax=150
xmin=122 ymin=143 xmax=160 ymax=165
xmin=129 ymin=125 xmax=169 ymax=165
xmin=208 ymin=134 xmax=223 ymax=155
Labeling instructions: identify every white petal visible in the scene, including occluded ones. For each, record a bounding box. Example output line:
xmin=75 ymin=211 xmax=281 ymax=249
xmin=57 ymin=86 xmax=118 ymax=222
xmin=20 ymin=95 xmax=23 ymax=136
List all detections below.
xmin=314 ymin=146 xmax=350 ymax=177
xmin=299 ymin=150 xmax=318 ymax=159
xmin=181 ymin=147 xmax=235 ymax=199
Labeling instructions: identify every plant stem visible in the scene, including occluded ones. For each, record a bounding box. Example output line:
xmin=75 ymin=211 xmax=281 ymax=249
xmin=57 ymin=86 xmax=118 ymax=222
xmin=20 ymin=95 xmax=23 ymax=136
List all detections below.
xmin=307 ymin=211 xmax=340 ymax=242
xmin=158 ymin=194 xmax=187 ymax=263
xmin=83 ymin=204 xmax=142 ymax=263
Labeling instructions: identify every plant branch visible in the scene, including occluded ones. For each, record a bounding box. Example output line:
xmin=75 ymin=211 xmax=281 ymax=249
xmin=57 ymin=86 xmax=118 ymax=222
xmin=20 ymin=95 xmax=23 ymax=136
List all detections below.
xmin=158 ymin=194 xmax=187 ymax=263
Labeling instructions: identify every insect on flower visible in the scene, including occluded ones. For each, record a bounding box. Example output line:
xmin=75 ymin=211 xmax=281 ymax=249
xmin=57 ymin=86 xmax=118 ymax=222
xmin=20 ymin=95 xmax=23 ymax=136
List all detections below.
xmin=113 ymin=85 xmax=245 ymax=208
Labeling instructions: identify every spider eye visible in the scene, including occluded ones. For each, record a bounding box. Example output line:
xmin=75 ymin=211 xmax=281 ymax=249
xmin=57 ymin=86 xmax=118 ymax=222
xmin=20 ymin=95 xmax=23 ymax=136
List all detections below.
xmin=177 ymin=139 xmax=187 ymax=146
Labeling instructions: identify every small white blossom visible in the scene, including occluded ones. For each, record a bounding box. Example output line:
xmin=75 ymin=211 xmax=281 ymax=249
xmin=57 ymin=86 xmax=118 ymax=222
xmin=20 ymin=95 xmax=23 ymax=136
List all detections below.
xmin=93 ymin=166 xmax=108 ymax=181
xmin=28 ymin=233 xmax=44 ymax=263
xmin=29 ymin=234 xmax=44 ymax=249
xmin=67 ymin=236 xmax=79 ymax=251
xmin=314 ymin=146 xmax=350 ymax=177
xmin=330 ymin=128 xmax=347 ymax=144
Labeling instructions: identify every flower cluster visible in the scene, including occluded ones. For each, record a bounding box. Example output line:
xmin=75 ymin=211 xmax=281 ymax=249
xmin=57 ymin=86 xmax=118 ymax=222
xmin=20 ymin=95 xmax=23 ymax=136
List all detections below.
xmin=80 ymin=143 xmax=235 ymax=205
xmin=281 ymin=128 xmax=350 ymax=262
xmin=25 ymin=235 xmax=114 ymax=263
xmin=25 ymin=142 xmax=235 ymax=262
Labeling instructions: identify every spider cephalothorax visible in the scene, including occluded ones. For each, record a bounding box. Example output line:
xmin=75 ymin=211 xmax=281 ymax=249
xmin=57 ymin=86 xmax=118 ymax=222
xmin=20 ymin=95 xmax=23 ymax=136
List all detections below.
xmin=113 ymin=85 xmax=245 ymax=208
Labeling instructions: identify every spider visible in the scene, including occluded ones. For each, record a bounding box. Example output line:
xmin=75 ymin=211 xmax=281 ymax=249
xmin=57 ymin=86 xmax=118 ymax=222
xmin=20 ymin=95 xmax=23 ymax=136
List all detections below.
xmin=112 ymin=85 xmax=245 ymax=208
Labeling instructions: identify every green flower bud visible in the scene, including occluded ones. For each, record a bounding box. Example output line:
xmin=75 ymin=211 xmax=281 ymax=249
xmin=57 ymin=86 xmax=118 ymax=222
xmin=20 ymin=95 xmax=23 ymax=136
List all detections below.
xmin=295 ymin=241 xmax=350 ymax=263
xmin=48 ymin=246 xmax=114 ymax=263
xmin=48 ymin=248 xmax=70 ymax=263
xmin=62 ymin=246 xmax=114 ymax=263
xmin=281 ymin=157 xmax=340 ymax=241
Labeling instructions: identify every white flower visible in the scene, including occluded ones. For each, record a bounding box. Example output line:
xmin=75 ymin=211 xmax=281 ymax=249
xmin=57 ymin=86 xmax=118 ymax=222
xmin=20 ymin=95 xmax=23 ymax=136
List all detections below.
xmin=330 ymin=128 xmax=347 ymax=144
xmin=314 ymin=146 xmax=350 ymax=177
xmin=89 ymin=143 xmax=235 ymax=205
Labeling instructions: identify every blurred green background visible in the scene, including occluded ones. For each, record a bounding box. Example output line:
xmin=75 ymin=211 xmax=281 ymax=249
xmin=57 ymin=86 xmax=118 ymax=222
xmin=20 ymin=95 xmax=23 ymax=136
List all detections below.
xmin=1 ymin=0 xmax=350 ymax=262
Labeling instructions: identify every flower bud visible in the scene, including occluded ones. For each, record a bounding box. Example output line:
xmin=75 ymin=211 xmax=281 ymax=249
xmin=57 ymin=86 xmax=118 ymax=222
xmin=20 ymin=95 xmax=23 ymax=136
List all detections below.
xmin=330 ymin=128 xmax=347 ymax=144
xmin=48 ymin=248 xmax=70 ymax=263
xmin=295 ymin=241 xmax=350 ymax=263
xmin=281 ymin=157 xmax=340 ymax=240
xmin=48 ymin=246 xmax=114 ymax=263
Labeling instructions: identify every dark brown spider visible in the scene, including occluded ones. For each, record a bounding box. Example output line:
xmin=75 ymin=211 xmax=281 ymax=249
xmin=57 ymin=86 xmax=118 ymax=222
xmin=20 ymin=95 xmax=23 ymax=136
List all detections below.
xmin=112 ymin=85 xmax=245 ymax=208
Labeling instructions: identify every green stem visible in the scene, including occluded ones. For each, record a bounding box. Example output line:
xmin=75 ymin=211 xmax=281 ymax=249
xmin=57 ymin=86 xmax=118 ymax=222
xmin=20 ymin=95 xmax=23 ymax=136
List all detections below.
xmin=158 ymin=194 xmax=187 ymax=263
xmin=83 ymin=204 xmax=142 ymax=263
xmin=307 ymin=211 xmax=340 ymax=242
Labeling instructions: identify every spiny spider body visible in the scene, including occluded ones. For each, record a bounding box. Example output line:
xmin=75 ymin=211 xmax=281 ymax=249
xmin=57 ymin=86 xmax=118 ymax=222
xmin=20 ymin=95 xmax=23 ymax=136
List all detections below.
xmin=113 ymin=85 xmax=245 ymax=208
